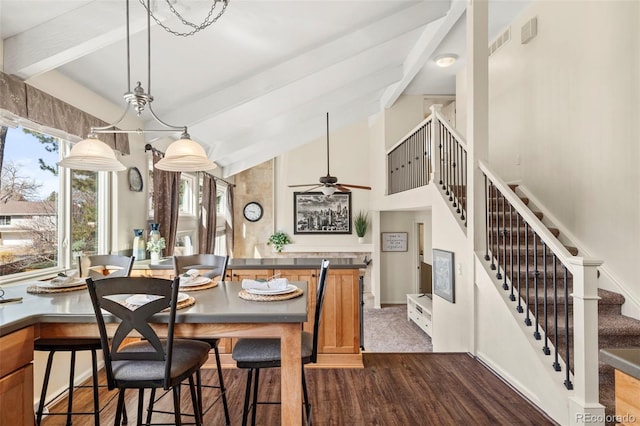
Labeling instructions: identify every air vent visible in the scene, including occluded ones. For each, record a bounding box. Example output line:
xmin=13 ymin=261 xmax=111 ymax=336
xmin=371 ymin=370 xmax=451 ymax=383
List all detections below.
xmin=489 ymin=27 xmax=511 ymax=56
xmin=521 ymin=17 xmax=538 ymax=44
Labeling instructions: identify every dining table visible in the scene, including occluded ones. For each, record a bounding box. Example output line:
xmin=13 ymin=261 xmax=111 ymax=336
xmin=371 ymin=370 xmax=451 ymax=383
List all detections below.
xmin=0 ymin=279 xmax=308 ymax=425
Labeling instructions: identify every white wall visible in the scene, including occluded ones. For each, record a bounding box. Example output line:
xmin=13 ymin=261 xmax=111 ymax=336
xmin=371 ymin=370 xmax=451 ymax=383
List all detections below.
xmin=487 ymin=1 xmax=640 ymax=306
xmin=380 ymin=211 xmax=416 ymax=303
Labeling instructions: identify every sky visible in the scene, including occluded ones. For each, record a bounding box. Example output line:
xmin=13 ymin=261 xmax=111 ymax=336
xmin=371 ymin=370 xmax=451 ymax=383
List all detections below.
xmin=4 ymin=126 xmax=60 ymax=200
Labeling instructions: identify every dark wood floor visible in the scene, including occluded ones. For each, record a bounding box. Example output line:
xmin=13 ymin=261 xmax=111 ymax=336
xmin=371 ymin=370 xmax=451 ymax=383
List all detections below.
xmin=41 ymin=353 xmax=555 ymax=425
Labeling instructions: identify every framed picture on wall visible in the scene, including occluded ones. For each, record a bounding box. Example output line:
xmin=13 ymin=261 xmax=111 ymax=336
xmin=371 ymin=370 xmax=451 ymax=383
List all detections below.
xmin=381 ymin=232 xmax=408 ymax=252
xmin=293 ymin=192 xmax=352 ymax=234
xmin=433 ymin=249 xmax=455 ymax=303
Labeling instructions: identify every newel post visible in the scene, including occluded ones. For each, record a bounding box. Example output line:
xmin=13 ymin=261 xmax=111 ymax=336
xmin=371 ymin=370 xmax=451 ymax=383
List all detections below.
xmin=568 ymin=257 xmax=605 ymax=426
xmin=430 ymin=104 xmax=442 ymax=185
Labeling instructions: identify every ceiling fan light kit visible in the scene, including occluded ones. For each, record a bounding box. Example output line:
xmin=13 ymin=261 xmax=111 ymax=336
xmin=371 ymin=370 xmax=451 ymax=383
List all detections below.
xmin=289 ymin=112 xmax=371 ymax=195
xmin=58 ymin=0 xmax=228 ymax=172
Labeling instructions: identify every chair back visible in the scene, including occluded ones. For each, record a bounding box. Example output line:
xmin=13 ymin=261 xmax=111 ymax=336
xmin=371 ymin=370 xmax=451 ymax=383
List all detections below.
xmin=86 ymin=276 xmax=180 ymax=389
xmin=173 ymin=254 xmax=229 ymax=281
xmin=310 ymin=259 xmax=330 ymax=363
xmin=82 ymin=255 xmax=134 ymax=280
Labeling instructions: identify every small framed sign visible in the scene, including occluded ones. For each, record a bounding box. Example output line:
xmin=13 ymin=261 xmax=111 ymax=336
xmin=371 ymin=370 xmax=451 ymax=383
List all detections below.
xmin=381 ymin=232 xmax=408 ymax=252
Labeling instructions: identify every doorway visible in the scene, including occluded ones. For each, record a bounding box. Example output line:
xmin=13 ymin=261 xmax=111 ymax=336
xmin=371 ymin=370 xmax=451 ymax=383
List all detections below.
xmin=417 ymin=222 xmax=432 ymax=294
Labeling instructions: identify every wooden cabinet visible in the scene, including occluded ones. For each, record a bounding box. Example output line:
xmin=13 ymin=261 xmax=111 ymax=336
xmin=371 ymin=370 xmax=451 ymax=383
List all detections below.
xmin=133 ymin=265 xmax=363 ymax=365
xmin=615 ymin=370 xmax=640 ymax=426
xmin=0 ymin=326 xmax=35 ymax=426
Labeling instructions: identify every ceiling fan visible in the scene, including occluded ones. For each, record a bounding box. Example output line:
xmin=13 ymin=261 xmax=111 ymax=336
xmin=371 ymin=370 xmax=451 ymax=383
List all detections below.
xmin=289 ymin=113 xmax=372 ymax=196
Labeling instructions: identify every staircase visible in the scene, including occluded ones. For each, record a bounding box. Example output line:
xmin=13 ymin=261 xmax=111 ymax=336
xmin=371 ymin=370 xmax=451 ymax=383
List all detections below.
xmin=488 ymin=184 xmax=640 ymax=420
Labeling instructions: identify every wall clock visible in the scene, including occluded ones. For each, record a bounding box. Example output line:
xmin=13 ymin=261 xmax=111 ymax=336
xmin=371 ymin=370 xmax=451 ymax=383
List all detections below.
xmin=128 ymin=167 xmax=143 ymax=192
xmin=243 ymin=202 xmax=263 ymax=222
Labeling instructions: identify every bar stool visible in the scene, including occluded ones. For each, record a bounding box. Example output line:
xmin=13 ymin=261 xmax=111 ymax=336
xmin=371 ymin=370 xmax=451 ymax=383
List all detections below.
xmin=35 ymin=255 xmax=134 ymax=425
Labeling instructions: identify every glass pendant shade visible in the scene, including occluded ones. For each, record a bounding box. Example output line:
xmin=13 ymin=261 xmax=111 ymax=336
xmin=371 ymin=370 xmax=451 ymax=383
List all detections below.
xmin=58 ymin=135 xmax=126 ymax=171
xmin=154 ymin=137 xmax=217 ymax=172
xmin=320 ymin=186 xmax=337 ymax=196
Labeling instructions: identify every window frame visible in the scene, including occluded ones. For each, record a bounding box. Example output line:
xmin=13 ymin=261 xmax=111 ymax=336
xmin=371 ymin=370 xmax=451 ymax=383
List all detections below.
xmin=0 ymin=123 xmax=112 ymax=285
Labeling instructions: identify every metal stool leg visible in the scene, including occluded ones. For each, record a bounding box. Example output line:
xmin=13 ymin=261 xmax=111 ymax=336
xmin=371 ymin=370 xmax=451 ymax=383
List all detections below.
xmin=36 ymin=351 xmax=55 ymax=425
xmin=213 ymin=345 xmax=231 ymax=425
xmin=251 ymin=368 xmax=260 ymax=426
xmin=241 ymin=369 xmax=253 ymax=426
xmin=66 ymin=350 xmax=76 ymax=426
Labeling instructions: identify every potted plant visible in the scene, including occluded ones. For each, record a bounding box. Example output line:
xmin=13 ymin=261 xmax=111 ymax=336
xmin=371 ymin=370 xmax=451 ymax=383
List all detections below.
xmin=354 ymin=210 xmax=369 ymax=243
xmin=267 ymin=231 xmax=291 ymax=253
xmin=146 ymin=237 xmax=166 ymax=264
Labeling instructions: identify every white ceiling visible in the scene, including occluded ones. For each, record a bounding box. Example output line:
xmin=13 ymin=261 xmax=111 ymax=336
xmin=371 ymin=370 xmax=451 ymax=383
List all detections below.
xmin=1 ymin=0 xmax=530 ymax=177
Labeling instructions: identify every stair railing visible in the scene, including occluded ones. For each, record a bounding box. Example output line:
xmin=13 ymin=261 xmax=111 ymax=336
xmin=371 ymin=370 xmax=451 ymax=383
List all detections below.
xmin=386 ymin=115 xmax=432 ymax=195
xmin=479 ymin=160 xmax=602 ymax=414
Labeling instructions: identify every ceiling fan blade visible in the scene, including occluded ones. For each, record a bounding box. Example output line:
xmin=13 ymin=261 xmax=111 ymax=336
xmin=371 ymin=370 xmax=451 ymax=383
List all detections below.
xmin=302 ymin=185 xmax=324 ymax=193
xmin=338 ymin=183 xmax=372 ymax=190
xmin=288 ymin=184 xmax=321 ymax=188
xmin=334 ymin=184 xmax=352 ymax=193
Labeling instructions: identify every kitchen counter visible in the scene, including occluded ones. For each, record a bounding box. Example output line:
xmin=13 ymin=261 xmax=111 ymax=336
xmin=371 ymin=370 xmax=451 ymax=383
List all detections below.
xmin=133 ymin=256 xmax=369 ymax=271
xmin=0 ymin=281 xmax=307 ymax=337
xmin=600 ymin=348 xmax=640 ymax=380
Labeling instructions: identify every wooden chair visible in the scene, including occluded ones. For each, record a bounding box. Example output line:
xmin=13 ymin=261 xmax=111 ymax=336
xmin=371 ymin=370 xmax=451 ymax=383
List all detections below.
xmin=169 ymin=254 xmax=231 ymax=424
xmin=86 ymin=276 xmax=210 ymax=426
xmin=232 ymin=259 xmax=330 ymax=426
xmin=35 ymin=255 xmax=134 ymax=426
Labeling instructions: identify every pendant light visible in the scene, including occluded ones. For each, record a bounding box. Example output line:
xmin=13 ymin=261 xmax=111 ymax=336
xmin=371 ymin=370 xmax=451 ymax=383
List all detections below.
xmin=58 ymin=0 xmax=227 ymax=172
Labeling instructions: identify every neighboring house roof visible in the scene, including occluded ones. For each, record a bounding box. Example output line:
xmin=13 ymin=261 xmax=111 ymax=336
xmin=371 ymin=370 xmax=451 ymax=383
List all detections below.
xmin=0 ymin=200 xmax=55 ymax=216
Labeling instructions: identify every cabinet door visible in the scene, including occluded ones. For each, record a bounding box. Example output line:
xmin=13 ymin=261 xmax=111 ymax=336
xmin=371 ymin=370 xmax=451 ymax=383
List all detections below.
xmin=276 ymin=269 xmax=318 ymax=333
xmin=0 ymin=364 xmax=34 ymax=426
xmin=229 ymin=269 xmax=273 ymax=281
xmin=318 ymin=269 xmax=360 ymax=354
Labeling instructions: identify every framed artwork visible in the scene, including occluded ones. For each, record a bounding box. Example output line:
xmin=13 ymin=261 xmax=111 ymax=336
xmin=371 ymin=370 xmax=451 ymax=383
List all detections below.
xmin=433 ymin=249 xmax=455 ymax=303
xmin=294 ymin=192 xmax=351 ymax=234
xmin=381 ymin=232 xmax=408 ymax=252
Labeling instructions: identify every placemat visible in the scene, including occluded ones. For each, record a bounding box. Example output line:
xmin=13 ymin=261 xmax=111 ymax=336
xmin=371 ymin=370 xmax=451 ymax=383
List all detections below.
xmin=179 ymin=281 xmax=218 ymax=292
xmin=238 ymin=287 xmax=303 ymax=302
xmin=122 ymin=296 xmax=196 ymax=311
xmin=27 ymin=284 xmax=86 ymax=294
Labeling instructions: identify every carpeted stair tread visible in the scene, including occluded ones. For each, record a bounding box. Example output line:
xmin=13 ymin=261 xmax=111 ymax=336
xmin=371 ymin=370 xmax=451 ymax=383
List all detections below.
xmin=547 ymin=313 xmax=640 ymax=337
xmin=491 ymin=244 xmax=578 ymax=257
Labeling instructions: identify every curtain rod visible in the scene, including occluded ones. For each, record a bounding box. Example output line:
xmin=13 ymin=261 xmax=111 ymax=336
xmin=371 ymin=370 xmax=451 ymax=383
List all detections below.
xmin=144 ymin=143 xmax=235 ymax=187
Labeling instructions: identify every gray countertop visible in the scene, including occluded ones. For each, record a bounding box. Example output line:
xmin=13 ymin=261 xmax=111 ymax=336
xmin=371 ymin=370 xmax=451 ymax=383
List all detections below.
xmin=600 ymin=348 xmax=640 ymax=380
xmin=134 ymin=257 xmax=368 ymax=270
xmin=0 ymin=280 xmax=308 ymax=337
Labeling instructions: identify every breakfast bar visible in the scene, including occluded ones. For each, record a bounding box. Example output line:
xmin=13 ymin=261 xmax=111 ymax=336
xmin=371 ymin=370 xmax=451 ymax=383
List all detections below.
xmin=0 ymin=281 xmax=308 ymax=425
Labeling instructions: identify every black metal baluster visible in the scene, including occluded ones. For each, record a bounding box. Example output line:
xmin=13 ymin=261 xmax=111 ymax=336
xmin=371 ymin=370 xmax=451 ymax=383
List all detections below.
xmin=552 ymin=254 xmax=561 ymax=371
xmin=489 ymin=183 xmax=496 ymax=270
xmin=446 ymin=130 xmax=451 ymax=198
xmin=509 ymin=204 xmax=516 ymax=301
xmin=484 ymin=175 xmax=490 ymax=261
xmin=533 ymin=233 xmax=541 ymax=340
xmin=563 ymin=265 xmax=573 ymax=390
xmin=524 ymin=222 xmax=532 ymax=326
xmin=462 ymin=150 xmax=467 ymax=225
xmin=516 ymin=212 xmax=523 ymax=313
xmin=439 ymin=123 xmax=444 ymax=188
xmin=502 ymin=192 xmax=508 ymax=289
xmin=542 ymin=243 xmax=550 ymax=355
xmin=417 ymin=128 xmax=423 ymax=187
xmin=452 ymin=141 xmax=458 ymax=208
xmin=496 ymin=191 xmax=503 ymax=280
xmin=401 ymin=139 xmax=406 ymax=192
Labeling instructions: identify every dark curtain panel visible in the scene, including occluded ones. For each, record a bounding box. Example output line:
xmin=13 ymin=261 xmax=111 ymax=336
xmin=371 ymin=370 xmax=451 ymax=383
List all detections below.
xmin=152 ymin=151 xmax=180 ymax=256
xmin=199 ymin=174 xmax=217 ymax=254
xmin=0 ymin=71 xmax=130 ymax=154
xmin=225 ymin=184 xmax=234 ymax=257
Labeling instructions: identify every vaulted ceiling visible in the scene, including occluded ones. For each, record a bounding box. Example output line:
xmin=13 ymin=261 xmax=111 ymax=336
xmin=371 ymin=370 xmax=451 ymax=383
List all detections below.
xmin=1 ymin=0 xmax=529 ymax=177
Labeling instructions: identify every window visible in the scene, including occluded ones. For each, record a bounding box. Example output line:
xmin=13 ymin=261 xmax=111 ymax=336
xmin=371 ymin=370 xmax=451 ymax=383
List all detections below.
xmin=0 ymin=125 xmax=109 ymax=282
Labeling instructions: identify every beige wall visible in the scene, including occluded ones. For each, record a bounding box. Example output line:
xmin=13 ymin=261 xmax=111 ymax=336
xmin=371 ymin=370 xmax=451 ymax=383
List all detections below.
xmin=486 ymin=1 xmax=640 ymax=308
xmin=233 ymin=160 xmax=274 ymax=258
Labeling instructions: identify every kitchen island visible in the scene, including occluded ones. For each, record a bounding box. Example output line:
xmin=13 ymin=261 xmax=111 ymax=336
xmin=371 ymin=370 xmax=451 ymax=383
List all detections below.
xmin=600 ymin=348 xmax=640 ymax=425
xmin=132 ymin=257 xmax=367 ymax=367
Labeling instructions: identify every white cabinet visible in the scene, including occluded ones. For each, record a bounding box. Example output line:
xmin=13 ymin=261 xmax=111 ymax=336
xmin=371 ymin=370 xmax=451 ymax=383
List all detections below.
xmin=407 ymin=294 xmax=432 ymax=337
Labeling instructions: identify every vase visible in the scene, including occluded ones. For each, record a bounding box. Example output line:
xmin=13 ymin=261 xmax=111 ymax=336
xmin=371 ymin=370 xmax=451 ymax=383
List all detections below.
xmin=358 ymin=237 xmax=365 ymax=244
xmin=149 ymin=223 xmax=161 ymax=242
xmin=150 ymin=251 xmax=160 ymax=264
xmin=133 ymin=229 xmax=146 ymax=261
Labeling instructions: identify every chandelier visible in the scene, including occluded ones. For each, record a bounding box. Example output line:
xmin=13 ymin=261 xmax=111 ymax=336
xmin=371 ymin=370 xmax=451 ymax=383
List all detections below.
xmin=58 ymin=0 xmax=229 ymax=172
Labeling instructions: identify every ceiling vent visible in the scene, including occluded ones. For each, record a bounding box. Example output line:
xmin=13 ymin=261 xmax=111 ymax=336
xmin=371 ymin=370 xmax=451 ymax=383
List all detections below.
xmin=489 ymin=27 xmax=511 ymax=56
